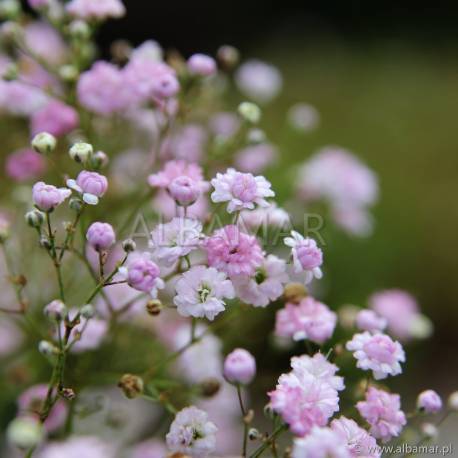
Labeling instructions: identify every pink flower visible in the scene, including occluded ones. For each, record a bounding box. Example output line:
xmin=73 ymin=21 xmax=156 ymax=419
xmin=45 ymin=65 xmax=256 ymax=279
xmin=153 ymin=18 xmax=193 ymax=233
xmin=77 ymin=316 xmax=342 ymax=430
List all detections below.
xmin=357 ymin=387 xmax=406 ymax=442
xmin=72 ymin=170 xmax=108 ymax=204
xmin=39 ymin=436 xmax=115 ymax=458
xmin=369 ymin=289 xmax=428 ymax=341
xmin=121 ymin=252 xmax=164 ymax=295
xmin=204 ymin=225 xmax=264 ymax=277
xmin=331 ymin=417 xmax=380 ymax=458
xmin=86 ymin=222 xmax=116 ymax=251
xmin=168 ymin=176 xmax=201 ymax=207
xmin=355 ymin=310 xmax=387 ymax=333
xmin=66 ymin=0 xmax=125 ymax=20
xmin=148 ymin=160 xmax=209 ymax=191
xmin=232 ymin=254 xmax=289 ymax=307
xmin=18 ymin=384 xmax=67 ymax=433
xmin=6 ymin=149 xmax=46 ymax=182
xmin=417 ymin=390 xmax=442 ymax=414
xmin=275 ymin=298 xmax=337 ymax=344
xmin=235 ymin=59 xmax=282 ymax=103
xmin=269 ymin=358 xmax=340 ymax=436
xmin=77 ymin=61 xmax=130 ymax=115
xmin=32 ymin=181 xmax=71 ymax=211
xmin=31 ymin=100 xmax=79 ymax=137
xmin=346 ymin=332 xmax=405 ymax=380
xmin=292 ymin=426 xmax=351 ymax=458
xmin=210 ymin=168 xmax=274 ymax=213
xmin=166 ymin=406 xmax=217 ymax=458
xmin=174 ymin=266 xmax=235 ymax=321
xmin=284 ymin=231 xmax=323 ymax=283
xmin=209 ymin=112 xmax=240 ymax=139
xmin=149 ymin=217 xmax=202 ymax=267
xmin=223 ymin=348 xmax=256 ymax=385
xmin=235 ymin=143 xmax=278 ymax=174
xmin=240 ymin=203 xmax=290 ymax=230
xmin=0 ymin=81 xmax=48 ymax=116
xmin=160 ymin=124 xmax=208 ymax=162
xmin=188 ymin=54 xmax=217 ymax=76
xmin=24 ymin=22 xmax=67 ymax=66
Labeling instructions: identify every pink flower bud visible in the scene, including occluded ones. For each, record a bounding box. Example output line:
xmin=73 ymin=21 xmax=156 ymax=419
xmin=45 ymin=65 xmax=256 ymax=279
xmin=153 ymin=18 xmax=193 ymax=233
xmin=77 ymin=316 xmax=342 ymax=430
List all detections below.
xmin=188 ymin=54 xmax=217 ymax=76
xmin=6 ymin=149 xmax=46 ymax=182
xmin=86 ymin=222 xmax=116 ymax=251
xmin=76 ymin=170 xmax=108 ymax=197
xmin=417 ymin=390 xmax=442 ymax=414
xmin=44 ymin=300 xmax=66 ymax=321
xmin=356 ymin=309 xmax=387 ymax=332
xmin=151 ymin=73 xmax=180 ymax=99
xmin=168 ymin=176 xmax=201 ymax=207
xmin=126 ymin=254 xmax=162 ymax=293
xmin=32 ymin=181 xmax=71 ymax=212
xmin=223 ymin=348 xmax=256 ymax=385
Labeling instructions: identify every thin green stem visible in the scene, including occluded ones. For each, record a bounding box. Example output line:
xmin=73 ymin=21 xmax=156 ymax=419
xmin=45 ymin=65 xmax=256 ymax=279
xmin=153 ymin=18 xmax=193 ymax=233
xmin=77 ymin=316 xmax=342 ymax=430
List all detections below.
xmin=45 ymin=212 xmax=65 ymax=301
xmin=237 ymin=384 xmax=249 ymax=457
xmin=249 ymin=424 xmax=288 ymax=458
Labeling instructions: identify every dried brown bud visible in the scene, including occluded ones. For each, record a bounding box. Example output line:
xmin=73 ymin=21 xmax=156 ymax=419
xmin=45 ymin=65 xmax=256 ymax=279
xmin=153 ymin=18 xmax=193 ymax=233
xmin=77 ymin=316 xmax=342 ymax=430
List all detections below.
xmin=61 ymin=388 xmax=76 ymax=400
xmin=200 ymin=378 xmax=221 ymax=397
xmin=283 ymin=283 xmax=307 ymax=303
xmin=118 ymin=374 xmax=144 ymax=399
xmin=146 ymin=299 xmax=163 ymax=316
xmin=243 ymin=409 xmax=254 ymax=424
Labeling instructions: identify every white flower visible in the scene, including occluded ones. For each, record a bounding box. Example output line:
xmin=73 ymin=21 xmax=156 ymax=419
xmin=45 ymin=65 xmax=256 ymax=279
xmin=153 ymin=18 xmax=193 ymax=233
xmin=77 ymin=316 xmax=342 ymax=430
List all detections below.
xmin=240 ymin=203 xmax=291 ymax=230
xmin=210 ymin=168 xmax=274 ymax=213
xmin=174 ymin=266 xmax=235 ymax=320
xmin=292 ymin=426 xmax=351 ymax=458
xmin=166 ymin=406 xmax=217 ymax=458
xmin=149 ymin=217 xmax=203 ymax=267
xmin=232 ymin=254 xmax=289 ymax=307
xmin=346 ymin=332 xmax=405 ymax=380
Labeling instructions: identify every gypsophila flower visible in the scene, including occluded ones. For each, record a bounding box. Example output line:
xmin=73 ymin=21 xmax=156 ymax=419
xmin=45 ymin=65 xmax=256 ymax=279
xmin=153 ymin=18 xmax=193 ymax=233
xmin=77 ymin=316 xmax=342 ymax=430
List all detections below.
xmin=357 ymin=387 xmax=406 ymax=443
xmin=355 ymin=310 xmax=387 ymax=333
xmin=232 ymin=254 xmax=289 ymax=307
xmin=417 ymin=390 xmax=442 ymax=414
xmin=31 ymin=99 xmax=79 ymax=137
xmin=275 ymin=298 xmax=337 ymax=344
xmin=240 ymin=203 xmax=290 ymax=230
xmin=166 ymin=406 xmax=217 ymax=458
xmin=168 ymin=176 xmax=201 ymax=207
xmin=66 ymin=0 xmax=125 ymax=20
xmin=188 ymin=53 xmax=217 ymax=77
xmin=86 ymin=222 xmax=116 ymax=251
xmin=346 ymin=332 xmax=405 ymax=380
xmin=203 ymin=225 xmax=264 ymax=277
xmin=223 ymin=348 xmax=256 ymax=385
xmin=210 ymin=168 xmax=274 ymax=213
xmin=39 ymin=436 xmax=115 ymax=458
xmin=292 ymin=426 xmax=351 ymax=458
xmin=67 ymin=170 xmax=108 ymax=205
xmin=149 ymin=217 xmax=202 ymax=267
xmin=284 ymin=231 xmax=323 ymax=283
xmin=174 ymin=266 xmax=235 ymax=320
xmin=32 ymin=181 xmax=71 ymax=212
xmin=6 ymin=148 xmax=46 ymax=182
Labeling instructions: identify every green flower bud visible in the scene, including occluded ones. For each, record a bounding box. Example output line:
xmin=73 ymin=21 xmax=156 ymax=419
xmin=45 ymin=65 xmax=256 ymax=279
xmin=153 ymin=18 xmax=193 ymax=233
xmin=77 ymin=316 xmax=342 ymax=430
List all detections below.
xmin=69 ymin=142 xmax=93 ymax=163
xmin=238 ymin=102 xmax=261 ymax=124
xmin=7 ymin=417 xmax=44 ymax=449
xmin=31 ymin=132 xmax=57 ymax=155
xmin=25 ymin=209 xmax=44 ymax=228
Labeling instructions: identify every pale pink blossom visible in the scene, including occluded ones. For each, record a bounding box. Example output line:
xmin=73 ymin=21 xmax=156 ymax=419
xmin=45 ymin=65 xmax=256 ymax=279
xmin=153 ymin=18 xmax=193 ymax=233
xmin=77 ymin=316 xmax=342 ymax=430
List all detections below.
xmin=223 ymin=348 xmax=256 ymax=385
xmin=209 ymin=112 xmax=240 ymax=139
xmin=66 ymin=0 xmax=125 ymax=20
xmin=160 ymin=125 xmax=208 ymax=162
xmin=235 ymin=143 xmax=278 ymax=174
xmin=346 ymin=332 xmax=405 ymax=380
xmin=240 ymin=203 xmax=290 ymax=230
xmin=166 ymin=406 xmax=217 ymax=458
xmin=31 ymin=100 xmax=79 ymax=137
xmin=86 ymin=222 xmax=116 ymax=251
xmin=6 ymin=149 xmax=46 ymax=182
xmin=355 ymin=310 xmax=387 ymax=333
xmin=232 ymin=254 xmax=288 ymax=307
xmin=153 ymin=190 xmax=209 ymax=221
xmin=210 ymin=168 xmax=274 ymax=213
xmin=288 ymin=103 xmax=320 ymax=132
xmin=235 ymin=59 xmax=282 ymax=103
xmin=292 ymin=426 xmax=351 ymax=458
xmin=67 ymin=170 xmax=108 ymax=205
xmin=357 ymin=387 xmax=406 ymax=442
xmin=149 ymin=217 xmax=202 ymax=267
xmin=168 ymin=176 xmax=201 ymax=207
xmin=18 ymin=385 xmax=67 ymax=433
xmin=77 ymin=61 xmax=130 ymax=115
xmin=0 ymin=81 xmax=48 ymax=116
xmin=331 ymin=417 xmax=380 ymax=458
xmin=24 ymin=22 xmax=67 ymax=66
xmin=188 ymin=54 xmax=217 ymax=76
xmin=174 ymin=266 xmax=235 ymax=320
xmin=32 ymin=182 xmax=71 ymax=211
xmin=284 ymin=231 xmax=323 ymax=283
xmin=417 ymin=390 xmax=442 ymax=414
xmin=39 ymin=436 xmax=115 ymax=458
xmin=275 ymin=298 xmax=337 ymax=344
xmin=203 ymin=225 xmax=264 ymax=277
xmin=129 ymin=439 xmax=167 ymax=458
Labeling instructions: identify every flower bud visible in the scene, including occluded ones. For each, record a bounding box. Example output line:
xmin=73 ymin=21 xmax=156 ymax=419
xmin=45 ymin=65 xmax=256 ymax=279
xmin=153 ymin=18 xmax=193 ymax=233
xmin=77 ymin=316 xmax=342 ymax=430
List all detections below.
xmin=283 ymin=282 xmax=307 ymax=304
xmin=31 ymin=132 xmax=56 ymax=155
xmin=25 ymin=209 xmax=44 ymax=228
xmin=217 ymin=45 xmax=239 ymax=69
xmin=247 ymin=128 xmax=266 ymax=144
xmin=69 ymin=142 xmax=93 ymax=163
xmin=263 ymin=403 xmax=275 ymax=419
xmin=168 ymin=176 xmax=200 ymax=207
xmin=69 ymin=197 xmax=84 ymax=212
xmin=58 ymin=64 xmax=78 ymax=82
xmin=421 ymin=422 xmax=438 ymax=440
xmin=68 ymin=20 xmax=90 ymax=40
xmin=7 ymin=416 xmax=44 ymax=449
xmin=146 ymin=299 xmax=162 ymax=316
xmin=238 ymin=102 xmax=261 ymax=124
xmin=80 ymin=304 xmax=95 ymax=319
xmin=0 ymin=0 xmax=20 ymax=20
xmin=44 ymin=300 xmax=67 ymax=321
xmin=61 ymin=387 xmax=76 ymax=400
xmin=187 ymin=53 xmax=217 ymax=77
xmin=409 ymin=314 xmax=433 ymax=339
xmin=39 ymin=236 xmax=52 ymax=249
xmin=90 ymin=151 xmax=109 ymax=169
xmin=118 ymin=374 xmax=144 ymax=399
xmin=338 ymin=304 xmax=360 ymax=330
xmin=248 ymin=428 xmax=261 ymax=441
xmin=223 ymin=348 xmax=256 ymax=385
xmin=417 ymin=390 xmax=442 ymax=414
xmin=86 ymin=222 xmax=116 ymax=251
xmin=447 ymin=391 xmax=458 ymax=411
xmin=200 ymin=378 xmax=221 ymax=397
xmin=38 ymin=340 xmax=58 ymax=356
xmin=122 ymin=238 xmax=136 ymax=253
